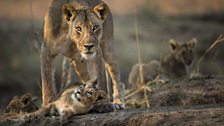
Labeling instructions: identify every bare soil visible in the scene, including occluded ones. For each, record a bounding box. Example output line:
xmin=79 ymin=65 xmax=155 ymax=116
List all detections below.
xmin=1 ymin=77 xmax=224 ymax=126
xmin=150 ymin=76 xmax=224 ymax=107
xmin=0 ymin=104 xmax=223 ymax=126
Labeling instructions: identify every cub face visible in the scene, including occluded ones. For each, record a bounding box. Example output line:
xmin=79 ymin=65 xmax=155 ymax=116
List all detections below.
xmin=62 ymin=3 xmax=109 ymax=59
xmin=71 ymin=79 xmax=99 ymax=107
xmin=169 ymin=38 xmax=197 ymax=65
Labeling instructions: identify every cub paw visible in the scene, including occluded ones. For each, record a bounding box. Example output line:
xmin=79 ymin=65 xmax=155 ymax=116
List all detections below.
xmin=21 ymin=113 xmax=35 ymax=122
xmin=91 ymin=103 xmax=115 ymax=113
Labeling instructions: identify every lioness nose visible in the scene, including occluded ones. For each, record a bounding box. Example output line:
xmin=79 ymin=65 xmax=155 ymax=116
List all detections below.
xmin=84 ymin=44 xmax=94 ymax=50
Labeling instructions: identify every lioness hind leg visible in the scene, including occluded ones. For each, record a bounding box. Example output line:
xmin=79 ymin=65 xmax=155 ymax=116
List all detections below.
xmin=40 ymin=44 xmax=57 ymax=106
xmin=42 ymin=0 xmax=68 ymax=106
xmin=61 ymin=57 xmax=74 ymax=92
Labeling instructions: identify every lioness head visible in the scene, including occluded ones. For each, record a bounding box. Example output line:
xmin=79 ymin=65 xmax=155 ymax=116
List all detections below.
xmin=71 ymin=78 xmax=102 ymax=107
xmin=169 ymin=38 xmax=197 ymax=65
xmin=62 ymin=3 xmax=108 ymax=59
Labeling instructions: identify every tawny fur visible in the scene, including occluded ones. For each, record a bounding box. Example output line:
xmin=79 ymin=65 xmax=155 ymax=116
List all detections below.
xmin=128 ymin=60 xmax=160 ymax=88
xmin=41 ymin=0 xmax=125 ymax=108
xmin=5 ymin=93 xmax=38 ymax=114
xmin=129 ymin=39 xmax=197 ymax=86
xmin=25 ymin=79 xmax=112 ymax=120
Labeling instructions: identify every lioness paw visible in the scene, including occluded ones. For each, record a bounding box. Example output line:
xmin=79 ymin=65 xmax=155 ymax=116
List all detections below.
xmin=113 ymin=103 xmax=125 ymax=110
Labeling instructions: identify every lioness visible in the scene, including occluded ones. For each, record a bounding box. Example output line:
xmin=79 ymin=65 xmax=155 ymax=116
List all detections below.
xmin=129 ymin=38 xmax=197 ymax=86
xmin=42 ymin=0 xmax=125 ymax=109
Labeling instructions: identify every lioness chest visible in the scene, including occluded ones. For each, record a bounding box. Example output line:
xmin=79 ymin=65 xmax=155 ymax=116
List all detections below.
xmin=86 ymin=56 xmax=98 ymax=79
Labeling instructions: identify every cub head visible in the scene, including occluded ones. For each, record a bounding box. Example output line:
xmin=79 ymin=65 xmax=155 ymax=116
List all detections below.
xmin=5 ymin=93 xmax=38 ymax=113
xmin=71 ymin=78 xmax=104 ymax=107
xmin=169 ymin=38 xmax=197 ymax=65
xmin=62 ymin=3 xmax=109 ymax=59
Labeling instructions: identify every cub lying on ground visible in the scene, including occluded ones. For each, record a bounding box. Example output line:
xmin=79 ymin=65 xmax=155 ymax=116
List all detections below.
xmin=22 ymin=79 xmax=114 ymax=120
xmin=5 ymin=93 xmax=38 ymax=114
xmin=129 ymin=38 xmax=197 ymax=86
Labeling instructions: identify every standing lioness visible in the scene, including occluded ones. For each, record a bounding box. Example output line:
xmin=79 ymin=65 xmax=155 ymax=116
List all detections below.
xmin=41 ymin=0 xmax=125 ymax=109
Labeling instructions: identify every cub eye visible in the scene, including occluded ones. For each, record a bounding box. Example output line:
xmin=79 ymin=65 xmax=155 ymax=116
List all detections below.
xmin=81 ymin=84 xmax=86 ymax=88
xmin=86 ymin=92 xmax=92 ymax=97
xmin=75 ymin=26 xmax=82 ymax=32
xmin=92 ymin=25 xmax=99 ymax=32
xmin=182 ymin=51 xmax=186 ymax=55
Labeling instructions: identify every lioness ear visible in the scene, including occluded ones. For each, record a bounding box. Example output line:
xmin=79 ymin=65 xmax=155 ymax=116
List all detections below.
xmin=187 ymin=38 xmax=197 ymax=48
xmin=62 ymin=4 xmax=76 ymax=22
xmin=169 ymin=39 xmax=179 ymax=51
xmin=93 ymin=3 xmax=108 ymax=21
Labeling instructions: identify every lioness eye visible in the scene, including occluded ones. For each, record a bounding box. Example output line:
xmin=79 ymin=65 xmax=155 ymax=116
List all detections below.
xmin=75 ymin=26 xmax=82 ymax=32
xmin=92 ymin=25 xmax=99 ymax=31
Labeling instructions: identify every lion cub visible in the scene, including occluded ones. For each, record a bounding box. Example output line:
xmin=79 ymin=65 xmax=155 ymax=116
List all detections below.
xmin=129 ymin=38 xmax=197 ymax=85
xmin=5 ymin=93 xmax=38 ymax=114
xmin=25 ymin=79 xmax=112 ymax=120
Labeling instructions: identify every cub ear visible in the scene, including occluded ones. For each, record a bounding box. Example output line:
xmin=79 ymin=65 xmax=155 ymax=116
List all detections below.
xmin=187 ymin=38 xmax=197 ymax=48
xmin=21 ymin=93 xmax=32 ymax=106
xmin=87 ymin=77 xmax=98 ymax=87
xmin=169 ymin=39 xmax=179 ymax=51
xmin=62 ymin=4 xmax=76 ymax=22
xmin=92 ymin=78 xmax=98 ymax=87
xmin=93 ymin=3 xmax=109 ymax=21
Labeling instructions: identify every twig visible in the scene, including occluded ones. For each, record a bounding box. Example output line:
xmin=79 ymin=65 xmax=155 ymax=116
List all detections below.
xmin=193 ymin=35 xmax=224 ymax=73
xmin=131 ymin=0 xmax=150 ymax=107
xmin=125 ymin=85 xmax=151 ymax=100
xmin=134 ymin=1 xmax=144 ymax=85
xmin=29 ymin=0 xmax=34 ymax=35
xmin=29 ymin=0 xmax=42 ymax=53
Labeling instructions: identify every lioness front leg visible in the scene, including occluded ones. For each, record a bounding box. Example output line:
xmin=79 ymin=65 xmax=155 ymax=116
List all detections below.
xmin=101 ymin=40 xmax=125 ymax=109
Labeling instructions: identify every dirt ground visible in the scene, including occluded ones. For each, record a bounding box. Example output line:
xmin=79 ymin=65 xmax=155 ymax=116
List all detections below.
xmin=126 ymin=76 xmax=224 ymax=108
xmin=0 ymin=77 xmax=224 ymax=126
xmin=0 ymin=104 xmax=223 ymax=126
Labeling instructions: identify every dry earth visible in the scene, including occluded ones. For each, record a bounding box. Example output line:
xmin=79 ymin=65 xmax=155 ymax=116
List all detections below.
xmin=126 ymin=76 xmax=224 ymax=108
xmin=0 ymin=77 xmax=224 ymax=126
xmin=0 ymin=104 xmax=223 ymax=126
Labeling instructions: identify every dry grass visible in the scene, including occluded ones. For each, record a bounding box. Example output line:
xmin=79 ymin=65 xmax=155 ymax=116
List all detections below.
xmin=193 ymin=35 xmax=224 ymax=74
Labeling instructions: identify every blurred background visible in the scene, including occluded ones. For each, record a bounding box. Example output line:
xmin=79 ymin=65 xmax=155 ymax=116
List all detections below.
xmin=0 ymin=0 xmax=224 ymax=110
